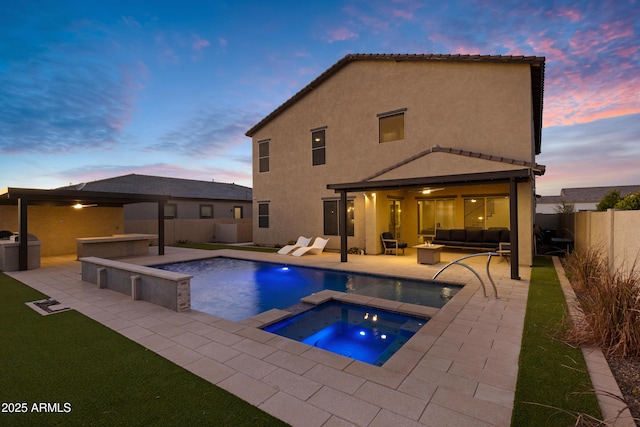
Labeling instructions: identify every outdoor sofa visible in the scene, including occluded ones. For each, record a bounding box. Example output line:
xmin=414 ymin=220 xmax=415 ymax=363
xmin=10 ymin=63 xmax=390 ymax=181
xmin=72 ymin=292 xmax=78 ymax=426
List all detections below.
xmin=431 ymin=228 xmax=510 ymax=251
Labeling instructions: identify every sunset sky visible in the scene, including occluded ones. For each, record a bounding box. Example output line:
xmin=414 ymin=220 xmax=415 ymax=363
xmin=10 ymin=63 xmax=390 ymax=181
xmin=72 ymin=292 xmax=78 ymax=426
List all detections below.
xmin=1 ymin=0 xmax=638 ymax=196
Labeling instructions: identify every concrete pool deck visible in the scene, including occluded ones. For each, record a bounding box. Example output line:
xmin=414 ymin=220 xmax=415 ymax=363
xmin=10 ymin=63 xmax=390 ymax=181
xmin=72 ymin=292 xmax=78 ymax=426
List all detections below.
xmin=6 ymin=247 xmax=629 ymax=426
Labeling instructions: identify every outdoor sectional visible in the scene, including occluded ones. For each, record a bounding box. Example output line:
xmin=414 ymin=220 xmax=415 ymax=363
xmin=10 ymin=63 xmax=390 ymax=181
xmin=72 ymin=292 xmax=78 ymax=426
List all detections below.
xmin=431 ymin=228 xmax=510 ymax=251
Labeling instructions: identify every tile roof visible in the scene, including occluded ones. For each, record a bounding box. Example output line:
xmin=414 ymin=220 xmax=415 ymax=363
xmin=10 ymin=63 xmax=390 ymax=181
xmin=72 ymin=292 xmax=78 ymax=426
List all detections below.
xmin=58 ymin=174 xmax=252 ymax=201
xmin=538 ymin=185 xmax=640 ymax=204
xmin=245 ymin=53 xmax=545 ymax=154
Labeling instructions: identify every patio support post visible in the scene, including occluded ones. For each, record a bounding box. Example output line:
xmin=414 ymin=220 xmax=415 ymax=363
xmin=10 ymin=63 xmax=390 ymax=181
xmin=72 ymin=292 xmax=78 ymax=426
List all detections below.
xmin=157 ymin=200 xmax=165 ymax=255
xmin=18 ymin=197 xmax=28 ymax=271
xmin=509 ymin=178 xmax=520 ymax=280
xmin=340 ymin=190 xmax=348 ymax=262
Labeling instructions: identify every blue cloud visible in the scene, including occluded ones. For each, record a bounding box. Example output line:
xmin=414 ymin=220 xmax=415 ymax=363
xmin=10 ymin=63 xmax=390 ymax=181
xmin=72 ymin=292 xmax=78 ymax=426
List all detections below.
xmin=147 ymin=106 xmax=262 ymax=158
xmin=0 ymin=6 xmax=143 ymax=154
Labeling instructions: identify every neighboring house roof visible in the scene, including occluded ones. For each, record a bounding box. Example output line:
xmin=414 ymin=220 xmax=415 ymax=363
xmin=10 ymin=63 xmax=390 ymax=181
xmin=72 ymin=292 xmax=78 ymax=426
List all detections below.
xmin=538 ymin=185 xmax=640 ymax=205
xmin=59 ymin=174 xmax=252 ymax=201
xmin=245 ymin=53 xmax=546 ymax=154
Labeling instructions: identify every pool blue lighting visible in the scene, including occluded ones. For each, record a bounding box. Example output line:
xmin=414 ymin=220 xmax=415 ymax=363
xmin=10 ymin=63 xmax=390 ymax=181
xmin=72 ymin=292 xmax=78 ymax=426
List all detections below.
xmin=265 ymin=301 xmax=427 ymax=366
xmin=154 ymin=257 xmax=461 ymax=321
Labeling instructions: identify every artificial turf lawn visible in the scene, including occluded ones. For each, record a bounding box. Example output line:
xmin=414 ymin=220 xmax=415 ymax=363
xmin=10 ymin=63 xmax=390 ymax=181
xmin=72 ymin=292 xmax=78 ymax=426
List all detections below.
xmin=0 ymin=273 xmax=288 ymax=427
xmin=511 ymin=256 xmax=602 ymax=426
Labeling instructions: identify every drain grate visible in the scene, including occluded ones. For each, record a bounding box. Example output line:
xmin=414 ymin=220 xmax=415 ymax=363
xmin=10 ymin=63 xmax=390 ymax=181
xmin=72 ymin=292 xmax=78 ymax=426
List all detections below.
xmin=26 ymin=298 xmax=71 ymax=316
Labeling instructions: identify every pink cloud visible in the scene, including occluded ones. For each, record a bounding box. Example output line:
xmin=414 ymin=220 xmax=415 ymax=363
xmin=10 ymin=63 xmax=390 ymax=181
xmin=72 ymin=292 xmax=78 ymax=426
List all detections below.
xmin=532 ymin=35 xmax=573 ymax=64
xmin=542 ymin=49 xmax=640 ymax=127
xmin=393 ymin=9 xmax=414 ymax=20
xmin=192 ymin=35 xmax=210 ymax=51
xmin=326 ymin=27 xmax=359 ymax=43
xmin=615 ymin=45 xmax=639 ymax=58
xmin=391 ymin=0 xmax=423 ymax=21
xmin=600 ymin=20 xmax=635 ymax=43
xmin=551 ymin=7 xmax=584 ymax=23
xmin=219 ymin=38 xmax=228 ymax=48
xmin=359 ymin=15 xmax=389 ymax=32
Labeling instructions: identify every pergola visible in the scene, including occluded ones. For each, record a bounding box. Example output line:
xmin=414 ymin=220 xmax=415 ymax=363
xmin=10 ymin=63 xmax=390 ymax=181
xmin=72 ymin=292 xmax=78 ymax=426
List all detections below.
xmin=328 ymin=169 xmax=540 ymax=280
xmin=0 ymin=187 xmax=170 ymax=271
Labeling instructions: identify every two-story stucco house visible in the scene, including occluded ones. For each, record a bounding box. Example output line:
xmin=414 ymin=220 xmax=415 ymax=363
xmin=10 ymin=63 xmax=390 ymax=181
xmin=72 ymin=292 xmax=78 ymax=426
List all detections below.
xmin=246 ymin=54 xmax=546 ymax=278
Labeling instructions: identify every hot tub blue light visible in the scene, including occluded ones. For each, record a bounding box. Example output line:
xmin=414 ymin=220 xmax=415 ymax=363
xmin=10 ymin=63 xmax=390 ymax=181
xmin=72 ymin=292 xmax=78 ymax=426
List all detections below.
xmin=264 ymin=301 xmax=428 ymax=366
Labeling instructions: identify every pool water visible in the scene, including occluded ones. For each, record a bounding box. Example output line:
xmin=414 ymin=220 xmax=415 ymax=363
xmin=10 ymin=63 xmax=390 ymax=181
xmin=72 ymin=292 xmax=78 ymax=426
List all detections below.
xmin=264 ymin=301 xmax=427 ymax=366
xmin=154 ymin=257 xmax=460 ymax=321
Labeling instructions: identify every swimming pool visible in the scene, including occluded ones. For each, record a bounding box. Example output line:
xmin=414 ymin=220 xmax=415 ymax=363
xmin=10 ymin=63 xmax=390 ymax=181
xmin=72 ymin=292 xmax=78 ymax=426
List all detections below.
xmin=154 ymin=257 xmax=461 ymax=321
xmin=263 ymin=301 xmax=427 ymax=366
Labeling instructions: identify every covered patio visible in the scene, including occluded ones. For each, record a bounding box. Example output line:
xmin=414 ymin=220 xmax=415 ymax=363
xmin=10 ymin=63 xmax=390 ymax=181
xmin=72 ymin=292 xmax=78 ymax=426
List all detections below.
xmin=328 ymin=168 xmax=545 ymax=280
xmin=0 ymin=187 xmax=170 ymax=271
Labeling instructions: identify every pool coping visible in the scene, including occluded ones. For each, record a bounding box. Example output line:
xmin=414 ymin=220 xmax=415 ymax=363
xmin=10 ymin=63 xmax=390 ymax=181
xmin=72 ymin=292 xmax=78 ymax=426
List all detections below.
xmin=242 ymin=290 xmax=440 ymax=328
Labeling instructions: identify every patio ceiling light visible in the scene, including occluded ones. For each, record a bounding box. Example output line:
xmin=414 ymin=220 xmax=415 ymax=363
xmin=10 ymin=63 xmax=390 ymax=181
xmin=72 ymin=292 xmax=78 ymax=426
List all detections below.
xmin=73 ymin=203 xmax=97 ymax=209
xmin=421 ymin=187 xmax=444 ymax=194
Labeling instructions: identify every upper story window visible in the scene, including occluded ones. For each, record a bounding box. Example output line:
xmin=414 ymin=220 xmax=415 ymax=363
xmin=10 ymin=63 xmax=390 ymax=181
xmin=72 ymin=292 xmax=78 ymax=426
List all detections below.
xmin=311 ymin=127 xmax=326 ymax=166
xmin=258 ymin=139 xmax=270 ymax=172
xmin=378 ymin=108 xmax=406 ymax=143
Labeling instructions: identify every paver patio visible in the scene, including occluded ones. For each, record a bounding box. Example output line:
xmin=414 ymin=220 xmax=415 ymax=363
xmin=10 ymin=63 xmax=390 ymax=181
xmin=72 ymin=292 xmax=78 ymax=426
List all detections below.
xmin=8 ymin=247 xmax=532 ymax=426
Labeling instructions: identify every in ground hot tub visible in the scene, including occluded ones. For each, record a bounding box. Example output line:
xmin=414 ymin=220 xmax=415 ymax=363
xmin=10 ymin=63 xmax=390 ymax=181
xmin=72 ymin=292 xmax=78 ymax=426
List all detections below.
xmin=263 ymin=301 xmax=428 ymax=366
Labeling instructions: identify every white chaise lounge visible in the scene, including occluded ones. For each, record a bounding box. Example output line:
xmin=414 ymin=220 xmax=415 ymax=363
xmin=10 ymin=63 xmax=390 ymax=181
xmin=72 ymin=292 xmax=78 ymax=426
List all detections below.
xmin=277 ymin=236 xmax=312 ymax=255
xmin=291 ymin=237 xmax=329 ymax=257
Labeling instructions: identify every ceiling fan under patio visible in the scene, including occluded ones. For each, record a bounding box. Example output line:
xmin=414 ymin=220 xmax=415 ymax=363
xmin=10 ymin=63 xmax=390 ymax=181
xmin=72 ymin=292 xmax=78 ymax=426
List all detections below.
xmin=417 ymin=187 xmax=445 ymax=194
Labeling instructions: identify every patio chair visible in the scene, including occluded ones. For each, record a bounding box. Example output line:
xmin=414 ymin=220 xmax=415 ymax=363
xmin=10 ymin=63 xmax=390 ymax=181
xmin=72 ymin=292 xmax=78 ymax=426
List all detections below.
xmin=497 ymin=242 xmax=511 ymax=263
xmin=291 ymin=237 xmax=329 ymax=257
xmin=381 ymin=232 xmax=408 ymax=255
xmin=277 ymin=236 xmax=312 ymax=255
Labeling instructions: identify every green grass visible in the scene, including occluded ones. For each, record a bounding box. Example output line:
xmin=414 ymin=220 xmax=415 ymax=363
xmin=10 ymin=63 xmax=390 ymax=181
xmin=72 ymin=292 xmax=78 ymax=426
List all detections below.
xmin=174 ymin=242 xmax=279 ymax=253
xmin=511 ymin=256 xmax=602 ymax=426
xmin=0 ymin=273 xmax=288 ymax=427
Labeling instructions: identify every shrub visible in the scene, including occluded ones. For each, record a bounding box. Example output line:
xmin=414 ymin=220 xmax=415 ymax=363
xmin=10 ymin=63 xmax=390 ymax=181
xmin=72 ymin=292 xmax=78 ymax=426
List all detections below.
xmin=614 ymin=191 xmax=640 ymax=210
xmin=564 ymin=249 xmax=640 ymax=357
xmin=596 ymin=189 xmax=621 ymax=211
xmin=563 ymin=247 xmax=606 ymax=292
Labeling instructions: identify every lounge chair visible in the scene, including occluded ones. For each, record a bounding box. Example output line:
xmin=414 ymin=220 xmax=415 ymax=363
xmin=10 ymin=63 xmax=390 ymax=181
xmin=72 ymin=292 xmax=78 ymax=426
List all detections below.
xmin=277 ymin=236 xmax=312 ymax=255
xmin=381 ymin=232 xmax=408 ymax=255
xmin=291 ymin=237 xmax=329 ymax=257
